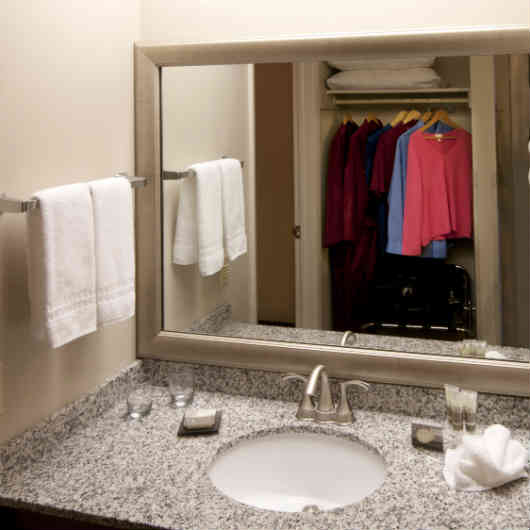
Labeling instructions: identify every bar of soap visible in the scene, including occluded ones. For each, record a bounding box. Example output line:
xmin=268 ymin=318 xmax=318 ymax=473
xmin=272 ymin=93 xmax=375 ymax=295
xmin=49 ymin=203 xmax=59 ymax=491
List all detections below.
xmin=411 ymin=422 xmax=443 ymax=452
xmin=183 ymin=409 xmax=217 ymax=430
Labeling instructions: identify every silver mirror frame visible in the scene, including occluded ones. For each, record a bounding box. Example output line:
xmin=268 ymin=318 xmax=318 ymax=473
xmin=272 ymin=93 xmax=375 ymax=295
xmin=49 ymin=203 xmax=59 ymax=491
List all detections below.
xmin=134 ymin=27 xmax=530 ymax=396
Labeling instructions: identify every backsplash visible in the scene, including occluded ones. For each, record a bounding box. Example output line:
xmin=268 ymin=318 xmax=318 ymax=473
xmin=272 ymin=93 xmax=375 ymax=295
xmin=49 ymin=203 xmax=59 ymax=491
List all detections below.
xmin=142 ymin=360 xmax=529 ymax=429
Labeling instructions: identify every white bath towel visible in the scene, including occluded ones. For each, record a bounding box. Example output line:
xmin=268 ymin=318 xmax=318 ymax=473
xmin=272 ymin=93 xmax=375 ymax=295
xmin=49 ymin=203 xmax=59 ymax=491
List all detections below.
xmin=88 ymin=177 xmax=135 ymax=326
xmin=219 ymin=158 xmax=247 ymax=261
xmin=172 ymin=173 xmax=198 ymax=266
xmin=26 ymin=183 xmax=97 ymax=348
xmin=443 ymin=424 xmax=528 ymax=491
xmin=173 ymin=161 xmax=224 ymax=276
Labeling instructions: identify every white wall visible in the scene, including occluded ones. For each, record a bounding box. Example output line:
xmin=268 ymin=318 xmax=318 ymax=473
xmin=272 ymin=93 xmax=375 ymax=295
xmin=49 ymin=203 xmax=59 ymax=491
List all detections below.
xmin=140 ymin=0 xmax=529 ymax=43
xmin=0 ymin=1 xmax=140 ymax=443
xmin=162 ymin=65 xmax=255 ymax=330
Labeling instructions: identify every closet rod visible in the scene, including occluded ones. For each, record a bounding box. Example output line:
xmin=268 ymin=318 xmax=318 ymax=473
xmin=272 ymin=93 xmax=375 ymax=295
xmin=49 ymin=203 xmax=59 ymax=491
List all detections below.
xmin=333 ymin=97 xmax=469 ymax=105
xmin=0 ymin=173 xmax=148 ymax=214
xmin=162 ymin=159 xmax=245 ymax=181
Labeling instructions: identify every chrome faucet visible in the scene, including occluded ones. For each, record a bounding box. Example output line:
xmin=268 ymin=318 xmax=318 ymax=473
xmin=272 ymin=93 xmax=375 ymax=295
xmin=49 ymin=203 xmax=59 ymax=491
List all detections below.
xmin=282 ymin=364 xmax=370 ymax=424
xmin=305 ymin=364 xmax=335 ymax=422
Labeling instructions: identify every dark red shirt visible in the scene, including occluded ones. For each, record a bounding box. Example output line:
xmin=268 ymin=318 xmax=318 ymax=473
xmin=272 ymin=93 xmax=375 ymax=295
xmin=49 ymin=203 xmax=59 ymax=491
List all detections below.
xmin=342 ymin=120 xmax=382 ymax=243
xmin=323 ymin=122 xmax=358 ymax=247
xmin=370 ymin=121 xmax=417 ymax=196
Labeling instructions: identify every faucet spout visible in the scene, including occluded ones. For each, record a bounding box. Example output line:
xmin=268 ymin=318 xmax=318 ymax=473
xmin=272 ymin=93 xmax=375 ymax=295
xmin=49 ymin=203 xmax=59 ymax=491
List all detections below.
xmin=305 ymin=365 xmax=334 ymax=420
xmin=306 ymin=364 xmax=325 ymax=397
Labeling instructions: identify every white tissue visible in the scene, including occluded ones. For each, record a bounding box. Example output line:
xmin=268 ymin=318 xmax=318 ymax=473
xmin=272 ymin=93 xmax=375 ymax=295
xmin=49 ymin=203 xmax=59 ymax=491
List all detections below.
xmin=443 ymin=424 xmax=528 ymax=491
xmin=485 ymin=350 xmax=507 ymax=360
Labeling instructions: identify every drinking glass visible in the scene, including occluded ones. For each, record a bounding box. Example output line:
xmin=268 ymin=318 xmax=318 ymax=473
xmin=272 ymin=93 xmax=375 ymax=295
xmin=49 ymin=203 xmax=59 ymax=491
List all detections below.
xmin=168 ymin=365 xmax=194 ymax=407
xmin=126 ymin=386 xmax=153 ymax=419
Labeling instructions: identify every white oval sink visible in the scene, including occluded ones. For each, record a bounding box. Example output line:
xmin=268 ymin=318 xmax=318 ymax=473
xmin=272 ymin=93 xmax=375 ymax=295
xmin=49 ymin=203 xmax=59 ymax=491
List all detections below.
xmin=208 ymin=431 xmax=386 ymax=512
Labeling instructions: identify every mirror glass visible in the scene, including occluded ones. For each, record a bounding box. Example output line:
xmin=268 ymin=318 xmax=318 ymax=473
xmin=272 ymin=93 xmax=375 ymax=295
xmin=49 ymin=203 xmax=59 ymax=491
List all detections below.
xmin=160 ymin=56 xmax=530 ymax=363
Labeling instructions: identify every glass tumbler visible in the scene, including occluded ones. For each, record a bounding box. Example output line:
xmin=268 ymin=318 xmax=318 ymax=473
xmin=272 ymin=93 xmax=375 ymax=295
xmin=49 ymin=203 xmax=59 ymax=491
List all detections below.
xmin=126 ymin=386 xmax=153 ymax=420
xmin=168 ymin=365 xmax=194 ymax=408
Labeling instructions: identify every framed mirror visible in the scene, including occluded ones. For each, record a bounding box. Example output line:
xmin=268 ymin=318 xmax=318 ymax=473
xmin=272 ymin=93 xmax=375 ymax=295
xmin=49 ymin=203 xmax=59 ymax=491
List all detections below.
xmin=135 ymin=27 xmax=530 ymax=396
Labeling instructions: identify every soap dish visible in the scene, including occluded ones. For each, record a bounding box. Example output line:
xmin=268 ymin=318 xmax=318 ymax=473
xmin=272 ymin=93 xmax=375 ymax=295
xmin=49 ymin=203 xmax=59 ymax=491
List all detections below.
xmin=178 ymin=410 xmax=222 ymax=436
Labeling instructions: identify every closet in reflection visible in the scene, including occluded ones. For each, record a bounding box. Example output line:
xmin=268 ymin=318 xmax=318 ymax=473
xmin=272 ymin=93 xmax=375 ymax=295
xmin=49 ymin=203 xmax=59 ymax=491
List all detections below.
xmin=322 ymin=57 xmax=473 ymax=340
xmin=160 ymin=55 xmax=530 ymax=358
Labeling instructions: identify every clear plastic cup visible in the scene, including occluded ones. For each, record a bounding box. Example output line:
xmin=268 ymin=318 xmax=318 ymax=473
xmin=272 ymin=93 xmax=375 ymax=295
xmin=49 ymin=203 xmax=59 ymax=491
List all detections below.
xmin=168 ymin=365 xmax=194 ymax=408
xmin=126 ymin=386 xmax=153 ymax=419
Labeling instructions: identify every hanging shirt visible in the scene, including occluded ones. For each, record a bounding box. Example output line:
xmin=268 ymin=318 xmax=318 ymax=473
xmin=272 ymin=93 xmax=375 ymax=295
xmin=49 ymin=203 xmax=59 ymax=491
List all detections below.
xmin=323 ymin=122 xmax=358 ymax=247
xmin=365 ymin=124 xmax=391 ymax=186
xmin=386 ymin=120 xmax=453 ymax=258
xmin=370 ymin=121 xmax=417 ymax=253
xmin=371 ymin=122 xmax=416 ymax=196
xmin=402 ymin=128 xmax=473 ymax=256
xmin=343 ymin=119 xmax=382 ymax=243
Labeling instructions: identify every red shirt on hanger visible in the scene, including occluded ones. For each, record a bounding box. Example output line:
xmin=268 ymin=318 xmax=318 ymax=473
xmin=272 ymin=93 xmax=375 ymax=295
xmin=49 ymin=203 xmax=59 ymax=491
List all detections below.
xmin=402 ymin=128 xmax=473 ymax=256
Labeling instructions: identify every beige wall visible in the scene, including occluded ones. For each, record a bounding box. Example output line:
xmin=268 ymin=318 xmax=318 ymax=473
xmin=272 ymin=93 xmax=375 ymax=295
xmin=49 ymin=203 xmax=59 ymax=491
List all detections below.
xmin=140 ymin=0 xmax=528 ymax=43
xmin=162 ymin=65 xmax=256 ymax=330
xmin=0 ymin=1 xmax=140 ymax=443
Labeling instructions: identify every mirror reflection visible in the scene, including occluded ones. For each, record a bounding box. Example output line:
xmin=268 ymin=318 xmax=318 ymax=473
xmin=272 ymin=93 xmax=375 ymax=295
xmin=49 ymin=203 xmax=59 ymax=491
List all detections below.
xmin=161 ymin=56 xmax=530 ymax=363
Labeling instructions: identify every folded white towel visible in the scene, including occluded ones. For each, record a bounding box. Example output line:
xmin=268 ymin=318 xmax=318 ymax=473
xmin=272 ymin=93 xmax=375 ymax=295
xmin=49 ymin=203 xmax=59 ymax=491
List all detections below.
xmin=88 ymin=177 xmax=135 ymax=326
xmin=26 ymin=183 xmax=97 ymax=348
xmin=326 ymin=68 xmax=442 ymax=90
xmin=173 ymin=161 xmax=224 ymax=277
xmin=443 ymin=424 xmax=528 ymax=491
xmin=219 ymin=158 xmax=247 ymax=261
xmin=172 ymin=173 xmax=198 ymax=266
xmin=327 ymin=57 xmax=436 ymax=71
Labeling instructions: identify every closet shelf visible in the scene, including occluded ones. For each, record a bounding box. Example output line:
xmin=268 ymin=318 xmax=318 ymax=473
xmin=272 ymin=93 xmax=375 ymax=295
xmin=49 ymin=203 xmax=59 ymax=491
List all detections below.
xmin=325 ymin=88 xmax=470 ymax=107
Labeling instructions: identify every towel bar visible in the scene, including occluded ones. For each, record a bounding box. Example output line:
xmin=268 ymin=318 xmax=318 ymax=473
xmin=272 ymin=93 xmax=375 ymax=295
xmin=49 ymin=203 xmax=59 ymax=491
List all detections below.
xmin=162 ymin=159 xmax=245 ymax=181
xmin=0 ymin=174 xmax=148 ymax=214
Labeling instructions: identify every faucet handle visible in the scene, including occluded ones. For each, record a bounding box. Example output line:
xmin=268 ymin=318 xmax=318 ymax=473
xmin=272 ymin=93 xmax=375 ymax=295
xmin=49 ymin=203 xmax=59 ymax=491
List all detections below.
xmin=282 ymin=373 xmax=314 ymax=421
xmin=282 ymin=373 xmax=307 ymax=384
xmin=335 ymin=380 xmax=371 ymax=424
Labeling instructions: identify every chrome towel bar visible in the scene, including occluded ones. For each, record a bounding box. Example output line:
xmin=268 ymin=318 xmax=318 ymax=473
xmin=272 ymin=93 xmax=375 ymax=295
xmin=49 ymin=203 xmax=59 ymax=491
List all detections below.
xmin=162 ymin=159 xmax=244 ymax=181
xmin=0 ymin=173 xmax=148 ymax=214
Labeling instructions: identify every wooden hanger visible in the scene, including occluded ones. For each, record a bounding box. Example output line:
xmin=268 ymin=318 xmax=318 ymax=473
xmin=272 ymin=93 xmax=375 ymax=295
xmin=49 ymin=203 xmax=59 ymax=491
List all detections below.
xmin=390 ymin=110 xmax=407 ymax=127
xmin=421 ymin=110 xmax=432 ymax=122
xmin=365 ymin=112 xmax=379 ymax=124
xmin=420 ymin=109 xmax=460 ymax=132
xmin=403 ymin=110 xmax=421 ymax=124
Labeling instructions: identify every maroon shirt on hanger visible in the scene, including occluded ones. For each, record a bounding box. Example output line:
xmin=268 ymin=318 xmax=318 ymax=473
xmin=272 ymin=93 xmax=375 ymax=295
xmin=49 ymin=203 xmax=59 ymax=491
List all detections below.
xmin=324 ymin=121 xmax=358 ymax=247
xmin=328 ymin=119 xmax=382 ymax=331
xmin=370 ymin=120 xmax=418 ymax=196
xmin=342 ymin=119 xmax=382 ymax=243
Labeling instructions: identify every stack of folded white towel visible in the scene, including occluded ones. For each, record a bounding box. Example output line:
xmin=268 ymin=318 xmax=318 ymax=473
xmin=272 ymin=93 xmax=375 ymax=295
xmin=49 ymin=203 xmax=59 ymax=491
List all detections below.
xmin=326 ymin=56 xmax=442 ymax=90
xmin=173 ymin=158 xmax=247 ymax=277
xmin=26 ymin=177 xmax=135 ymax=349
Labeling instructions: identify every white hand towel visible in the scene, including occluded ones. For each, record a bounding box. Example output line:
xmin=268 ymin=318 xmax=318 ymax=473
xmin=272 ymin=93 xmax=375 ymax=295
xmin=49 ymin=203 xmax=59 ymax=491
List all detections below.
xmin=219 ymin=158 xmax=247 ymax=261
xmin=443 ymin=424 xmax=528 ymax=491
xmin=26 ymin=183 xmax=97 ymax=348
xmin=172 ymin=161 xmax=224 ymax=276
xmin=88 ymin=177 xmax=135 ymax=326
xmin=173 ymin=173 xmax=198 ymax=266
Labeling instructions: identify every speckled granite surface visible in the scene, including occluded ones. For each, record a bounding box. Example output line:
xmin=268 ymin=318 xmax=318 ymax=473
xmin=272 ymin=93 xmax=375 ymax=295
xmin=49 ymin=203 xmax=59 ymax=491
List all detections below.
xmin=0 ymin=360 xmax=528 ymax=530
xmin=191 ymin=313 xmax=530 ymax=362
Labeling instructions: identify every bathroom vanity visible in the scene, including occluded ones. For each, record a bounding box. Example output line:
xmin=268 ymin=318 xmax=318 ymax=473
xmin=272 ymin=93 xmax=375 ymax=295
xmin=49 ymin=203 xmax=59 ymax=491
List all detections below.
xmin=2 ymin=23 xmax=529 ymax=530
xmin=0 ymin=360 xmax=528 ymax=530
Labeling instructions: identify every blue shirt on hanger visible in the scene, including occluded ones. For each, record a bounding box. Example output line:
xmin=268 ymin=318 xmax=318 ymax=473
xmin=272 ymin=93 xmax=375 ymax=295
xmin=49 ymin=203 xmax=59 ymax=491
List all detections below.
xmin=386 ymin=120 xmax=454 ymax=258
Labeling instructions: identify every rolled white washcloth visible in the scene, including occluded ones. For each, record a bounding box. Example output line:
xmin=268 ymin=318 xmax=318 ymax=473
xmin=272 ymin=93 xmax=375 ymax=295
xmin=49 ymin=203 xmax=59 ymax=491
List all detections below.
xmin=443 ymin=424 xmax=528 ymax=491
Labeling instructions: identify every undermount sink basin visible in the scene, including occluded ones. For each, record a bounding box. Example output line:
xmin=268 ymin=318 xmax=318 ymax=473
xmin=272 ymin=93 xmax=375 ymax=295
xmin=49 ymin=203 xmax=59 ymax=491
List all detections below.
xmin=208 ymin=431 xmax=386 ymax=512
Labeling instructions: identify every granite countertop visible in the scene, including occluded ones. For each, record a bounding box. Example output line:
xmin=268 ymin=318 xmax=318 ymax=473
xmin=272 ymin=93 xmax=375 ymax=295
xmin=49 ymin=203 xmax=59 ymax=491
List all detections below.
xmin=0 ymin=361 xmax=528 ymax=530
